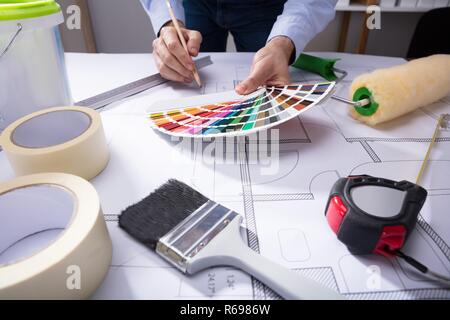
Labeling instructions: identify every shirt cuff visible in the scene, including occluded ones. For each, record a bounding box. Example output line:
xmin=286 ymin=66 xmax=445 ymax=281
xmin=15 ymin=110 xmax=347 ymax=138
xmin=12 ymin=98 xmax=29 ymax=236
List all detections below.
xmin=267 ymin=16 xmax=309 ymax=63
xmin=144 ymin=0 xmax=186 ymax=36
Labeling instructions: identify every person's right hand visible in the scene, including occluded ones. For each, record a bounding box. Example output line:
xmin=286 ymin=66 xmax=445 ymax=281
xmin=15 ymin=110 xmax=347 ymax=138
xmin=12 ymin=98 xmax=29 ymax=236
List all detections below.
xmin=152 ymin=22 xmax=202 ymax=83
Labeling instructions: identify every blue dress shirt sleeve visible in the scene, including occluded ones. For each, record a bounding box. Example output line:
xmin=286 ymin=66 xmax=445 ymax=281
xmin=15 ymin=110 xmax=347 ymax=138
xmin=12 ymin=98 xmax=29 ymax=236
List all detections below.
xmin=140 ymin=0 xmax=185 ymax=35
xmin=141 ymin=0 xmax=337 ymax=58
xmin=267 ymin=0 xmax=337 ymax=59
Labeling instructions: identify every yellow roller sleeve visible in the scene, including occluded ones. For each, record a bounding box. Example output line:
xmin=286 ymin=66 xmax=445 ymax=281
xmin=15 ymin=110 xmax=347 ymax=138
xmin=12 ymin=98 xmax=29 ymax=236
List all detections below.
xmin=350 ymin=54 xmax=450 ymax=125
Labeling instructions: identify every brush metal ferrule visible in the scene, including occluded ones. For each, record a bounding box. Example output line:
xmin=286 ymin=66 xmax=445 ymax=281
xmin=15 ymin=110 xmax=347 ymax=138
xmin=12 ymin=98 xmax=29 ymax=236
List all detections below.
xmin=156 ymin=200 xmax=239 ymax=273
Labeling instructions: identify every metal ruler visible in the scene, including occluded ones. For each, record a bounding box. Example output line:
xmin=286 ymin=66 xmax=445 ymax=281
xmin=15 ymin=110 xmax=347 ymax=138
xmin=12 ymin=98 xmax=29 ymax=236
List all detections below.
xmin=75 ymin=55 xmax=213 ymax=110
xmin=0 ymin=56 xmax=212 ymax=153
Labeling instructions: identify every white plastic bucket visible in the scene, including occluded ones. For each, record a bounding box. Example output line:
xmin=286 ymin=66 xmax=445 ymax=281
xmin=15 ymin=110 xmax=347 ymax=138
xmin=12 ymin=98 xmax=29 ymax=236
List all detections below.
xmin=0 ymin=1 xmax=72 ymax=131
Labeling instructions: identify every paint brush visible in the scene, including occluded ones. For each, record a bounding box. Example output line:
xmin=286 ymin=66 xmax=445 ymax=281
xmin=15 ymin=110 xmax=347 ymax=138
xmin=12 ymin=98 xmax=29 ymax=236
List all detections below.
xmin=165 ymin=0 xmax=202 ymax=87
xmin=119 ymin=179 xmax=344 ymax=300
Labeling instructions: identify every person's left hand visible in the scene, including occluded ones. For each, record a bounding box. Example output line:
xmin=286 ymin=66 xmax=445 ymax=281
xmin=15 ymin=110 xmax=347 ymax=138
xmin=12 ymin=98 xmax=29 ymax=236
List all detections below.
xmin=235 ymin=36 xmax=295 ymax=95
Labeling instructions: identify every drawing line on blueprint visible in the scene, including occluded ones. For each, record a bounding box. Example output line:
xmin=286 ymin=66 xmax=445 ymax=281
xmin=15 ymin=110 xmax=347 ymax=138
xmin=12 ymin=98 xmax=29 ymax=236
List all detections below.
xmin=346 ymin=159 xmax=450 ymax=298
xmin=293 ymin=267 xmax=339 ymax=292
xmin=238 ymin=137 xmax=267 ymax=300
xmin=347 ymin=159 xmax=450 ymax=265
xmin=238 ymin=136 xmax=342 ymax=300
xmin=308 ymin=170 xmax=340 ymax=196
xmin=278 ymin=229 xmax=312 ymax=263
xmin=250 ymin=150 xmax=300 ymax=187
xmin=397 ymin=228 xmax=450 ymax=282
xmin=338 ymin=253 xmax=408 ymax=292
xmin=417 ymin=216 xmax=450 ymax=262
xmin=359 ymin=141 xmax=381 ymax=163
xmin=345 ymin=288 xmax=450 ymax=300
xmin=95 ymin=65 xmax=450 ymax=300
xmin=237 ymin=122 xmax=450 ymax=299
xmin=347 ymin=137 xmax=450 ymax=143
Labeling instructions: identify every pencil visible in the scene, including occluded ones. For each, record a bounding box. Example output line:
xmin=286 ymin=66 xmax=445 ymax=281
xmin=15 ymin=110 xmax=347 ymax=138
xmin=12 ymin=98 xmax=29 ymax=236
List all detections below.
xmin=165 ymin=0 xmax=202 ymax=87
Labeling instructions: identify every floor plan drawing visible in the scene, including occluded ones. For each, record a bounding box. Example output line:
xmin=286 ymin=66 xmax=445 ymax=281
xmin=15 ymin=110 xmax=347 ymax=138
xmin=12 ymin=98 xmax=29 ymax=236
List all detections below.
xmin=2 ymin=53 xmax=449 ymax=300
xmin=4 ymin=53 xmax=442 ymax=300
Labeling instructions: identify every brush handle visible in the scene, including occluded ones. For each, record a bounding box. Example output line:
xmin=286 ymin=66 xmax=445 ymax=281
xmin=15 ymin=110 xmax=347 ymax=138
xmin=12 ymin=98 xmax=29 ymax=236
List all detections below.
xmin=188 ymin=217 xmax=344 ymax=300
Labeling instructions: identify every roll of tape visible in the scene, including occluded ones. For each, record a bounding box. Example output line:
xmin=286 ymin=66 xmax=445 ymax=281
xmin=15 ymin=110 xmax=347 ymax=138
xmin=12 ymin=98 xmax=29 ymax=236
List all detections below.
xmin=0 ymin=173 xmax=112 ymax=299
xmin=0 ymin=106 xmax=109 ymax=180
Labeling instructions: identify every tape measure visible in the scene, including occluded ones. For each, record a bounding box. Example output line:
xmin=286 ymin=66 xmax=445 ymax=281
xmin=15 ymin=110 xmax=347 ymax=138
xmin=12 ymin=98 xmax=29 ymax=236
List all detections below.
xmin=324 ymin=115 xmax=450 ymax=285
xmin=325 ymin=175 xmax=427 ymax=256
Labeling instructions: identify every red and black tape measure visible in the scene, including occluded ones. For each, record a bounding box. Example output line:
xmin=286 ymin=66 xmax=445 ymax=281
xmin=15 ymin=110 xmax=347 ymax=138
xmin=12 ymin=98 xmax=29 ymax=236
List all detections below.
xmin=323 ymin=115 xmax=450 ymax=284
xmin=325 ymin=175 xmax=428 ymax=257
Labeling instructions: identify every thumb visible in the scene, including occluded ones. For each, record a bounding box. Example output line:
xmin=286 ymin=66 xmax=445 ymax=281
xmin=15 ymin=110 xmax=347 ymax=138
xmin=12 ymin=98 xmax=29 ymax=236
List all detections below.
xmin=236 ymin=63 xmax=271 ymax=95
xmin=184 ymin=30 xmax=202 ymax=57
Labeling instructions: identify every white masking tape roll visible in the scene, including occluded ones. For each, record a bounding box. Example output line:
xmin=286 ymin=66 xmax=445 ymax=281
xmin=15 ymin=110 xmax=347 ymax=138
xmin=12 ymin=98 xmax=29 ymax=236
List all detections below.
xmin=0 ymin=106 xmax=109 ymax=180
xmin=0 ymin=173 xmax=112 ymax=299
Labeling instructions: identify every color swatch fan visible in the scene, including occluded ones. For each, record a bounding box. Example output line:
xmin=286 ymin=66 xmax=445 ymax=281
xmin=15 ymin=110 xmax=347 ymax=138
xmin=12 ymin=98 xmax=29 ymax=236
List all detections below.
xmin=148 ymin=82 xmax=335 ymax=138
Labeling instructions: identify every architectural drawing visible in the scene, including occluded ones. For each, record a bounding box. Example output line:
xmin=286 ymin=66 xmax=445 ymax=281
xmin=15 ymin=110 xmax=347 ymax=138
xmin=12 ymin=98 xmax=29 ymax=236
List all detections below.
xmin=87 ymin=54 xmax=450 ymax=299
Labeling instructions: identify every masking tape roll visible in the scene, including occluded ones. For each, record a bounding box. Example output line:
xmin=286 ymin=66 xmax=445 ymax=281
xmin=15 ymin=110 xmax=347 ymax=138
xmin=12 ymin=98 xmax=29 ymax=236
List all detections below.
xmin=0 ymin=172 xmax=112 ymax=299
xmin=0 ymin=106 xmax=109 ymax=180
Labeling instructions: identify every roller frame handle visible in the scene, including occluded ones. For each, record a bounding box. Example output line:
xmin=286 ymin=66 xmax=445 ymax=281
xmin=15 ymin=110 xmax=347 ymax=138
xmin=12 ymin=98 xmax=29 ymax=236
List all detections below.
xmin=292 ymin=53 xmax=341 ymax=82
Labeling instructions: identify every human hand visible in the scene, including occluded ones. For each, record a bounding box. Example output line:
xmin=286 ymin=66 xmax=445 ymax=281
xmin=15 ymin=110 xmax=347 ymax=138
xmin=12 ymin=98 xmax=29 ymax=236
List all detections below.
xmin=235 ymin=36 xmax=295 ymax=95
xmin=152 ymin=22 xmax=202 ymax=83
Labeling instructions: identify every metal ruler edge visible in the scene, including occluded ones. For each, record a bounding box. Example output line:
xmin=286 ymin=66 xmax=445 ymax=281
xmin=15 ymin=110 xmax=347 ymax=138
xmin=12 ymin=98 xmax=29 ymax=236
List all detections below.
xmin=75 ymin=55 xmax=213 ymax=110
xmin=0 ymin=56 xmax=213 ymax=153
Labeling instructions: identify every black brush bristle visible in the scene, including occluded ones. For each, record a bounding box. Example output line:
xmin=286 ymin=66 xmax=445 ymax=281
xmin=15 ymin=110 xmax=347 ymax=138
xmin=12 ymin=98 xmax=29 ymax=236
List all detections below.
xmin=118 ymin=179 xmax=209 ymax=250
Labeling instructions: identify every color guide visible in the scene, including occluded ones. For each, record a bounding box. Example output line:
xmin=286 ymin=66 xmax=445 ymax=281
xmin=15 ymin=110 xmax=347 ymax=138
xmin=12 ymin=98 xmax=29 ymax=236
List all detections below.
xmin=148 ymin=82 xmax=335 ymax=138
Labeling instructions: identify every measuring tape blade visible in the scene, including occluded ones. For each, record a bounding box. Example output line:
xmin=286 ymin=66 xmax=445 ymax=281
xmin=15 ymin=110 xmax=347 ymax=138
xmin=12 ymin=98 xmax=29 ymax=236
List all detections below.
xmin=75 ymin=55 xmax=213 ymax=110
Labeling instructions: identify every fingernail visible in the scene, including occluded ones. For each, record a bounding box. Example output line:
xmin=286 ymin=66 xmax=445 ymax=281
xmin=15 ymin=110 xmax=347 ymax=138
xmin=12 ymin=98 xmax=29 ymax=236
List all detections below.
xmin=237 ymin=84 xmax=246 ymax=93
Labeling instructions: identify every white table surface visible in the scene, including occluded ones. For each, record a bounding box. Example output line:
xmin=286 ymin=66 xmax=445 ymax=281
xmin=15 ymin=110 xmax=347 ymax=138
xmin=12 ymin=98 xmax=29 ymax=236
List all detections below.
xmin=2 ymin=52 xmax=450 ymax=300
xmin=64 ymin=52 xmax=405 ymax=103
xmin=0 ymin=51 xmax=406 ymax=184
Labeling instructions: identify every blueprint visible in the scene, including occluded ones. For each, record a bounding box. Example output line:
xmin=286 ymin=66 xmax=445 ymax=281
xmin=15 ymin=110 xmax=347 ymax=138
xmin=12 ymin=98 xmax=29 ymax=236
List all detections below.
xmin=1 ymin=53 xmax=448 ymax=299
xmin=86 ymin=53 xmax=450 ymax=299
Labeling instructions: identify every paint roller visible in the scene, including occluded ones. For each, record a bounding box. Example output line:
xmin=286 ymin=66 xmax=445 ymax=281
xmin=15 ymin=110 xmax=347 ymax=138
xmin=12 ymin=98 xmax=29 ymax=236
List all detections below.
xmin=293 ymin=54 xmax=450 ymax=125
xmin=349 ymin=54 xmax=450 ymax=125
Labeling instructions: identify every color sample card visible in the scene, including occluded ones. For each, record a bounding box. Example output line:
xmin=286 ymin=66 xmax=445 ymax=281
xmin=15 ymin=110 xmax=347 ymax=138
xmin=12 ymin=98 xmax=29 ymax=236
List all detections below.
xmin=148 ymin=82 xmax=335 ymax=138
